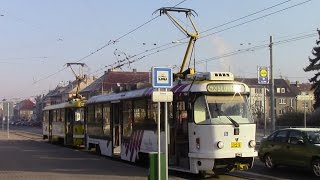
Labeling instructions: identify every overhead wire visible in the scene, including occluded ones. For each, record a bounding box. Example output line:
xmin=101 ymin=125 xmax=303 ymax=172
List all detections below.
xmin=200 ymin=0 xmax=312 ymax=39
xmin=33 ymin=15 xmax=160 ymax=84
xmin=102 ymin=0 xmax=309 ymax=72
xmin=33 ymin=0 xmax=189 ymax=85
xmin=201 ymin=0 xmax=293 ymax=34
xmin=196 ymin=32 xmax=317 ymax=65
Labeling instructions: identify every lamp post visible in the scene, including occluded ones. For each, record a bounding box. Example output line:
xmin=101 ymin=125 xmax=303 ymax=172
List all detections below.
xmin=2 ymin=99 xmax=9 ymax=138
xmin=2 ymin=99 xmax=4 ymax=131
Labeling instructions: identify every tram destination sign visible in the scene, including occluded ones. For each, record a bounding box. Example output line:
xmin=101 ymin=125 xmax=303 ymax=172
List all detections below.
xmin=207 ymin=84 xmax=245 ymax=93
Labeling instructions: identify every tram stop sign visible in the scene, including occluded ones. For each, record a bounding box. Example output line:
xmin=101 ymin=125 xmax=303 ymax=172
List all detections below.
xmin=152 ymin=67 xmax=173 ymax=88
xmin=151 ymin=67 xmax=173 ymax=102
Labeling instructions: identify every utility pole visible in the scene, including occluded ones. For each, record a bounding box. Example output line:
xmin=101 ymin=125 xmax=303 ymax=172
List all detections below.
xmin=269 ymin=36 xmax=276 ymax=132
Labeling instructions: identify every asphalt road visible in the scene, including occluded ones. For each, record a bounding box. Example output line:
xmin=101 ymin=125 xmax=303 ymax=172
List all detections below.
xmin=0 ymin=127 xmax=318 ymax=180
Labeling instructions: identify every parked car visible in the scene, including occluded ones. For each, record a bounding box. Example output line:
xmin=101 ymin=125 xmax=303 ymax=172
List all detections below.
xmin=258 ymin=128 xmax=320 ymax=177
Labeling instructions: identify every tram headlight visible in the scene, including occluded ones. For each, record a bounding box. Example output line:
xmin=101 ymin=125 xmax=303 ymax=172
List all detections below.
xmin=249 ymin=140 xmax=256 ymax=148
xmin=217 ymin=141 xmax=224 ymax=149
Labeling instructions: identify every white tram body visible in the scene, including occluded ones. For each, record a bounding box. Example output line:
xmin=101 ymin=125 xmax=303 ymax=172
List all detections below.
xmin=86 ymin=71 xmax=257 ymax=174
xmin=43 ymin=100 xmax=85 ymax=146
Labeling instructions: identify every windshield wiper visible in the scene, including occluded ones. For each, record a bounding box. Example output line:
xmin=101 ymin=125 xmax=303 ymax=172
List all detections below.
xmin=215 ymin=103 xmax=239 ymax=128
xmin=225 ymin=114 xmax=239 ymax=128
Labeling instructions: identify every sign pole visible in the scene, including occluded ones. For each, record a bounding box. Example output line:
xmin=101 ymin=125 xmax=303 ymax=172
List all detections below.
xmin=157 ymin=98 xmax=161 ymax=180
xmin=151 ymin=67 xmax=173 ymax=180
xmin=164 ymin=88 xmax=168 ymax=180
xmin=264 ymin=87 xmax=267 ymax=136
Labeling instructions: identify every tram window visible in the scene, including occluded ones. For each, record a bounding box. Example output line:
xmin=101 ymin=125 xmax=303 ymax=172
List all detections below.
xmin=60 ymin=109 xmax=65 ymax=122
xmin=43 ymin=111 xmax=49 ymax=122
xmin=176 ymin=101 xmax=188 ymax=133
xmin=123 ymin=101 xmax=133 ymax=137
xmin=102 ymin=103 xmax=111 ymax=136
xmin=194 ymin=95 xmax=253 ymax=124
xmin=133 ymin=100 xmax=147 ymax=124
xmin=194 ymin=96 xmax=207 ymax=124
xmin=87 ymin=105 xmax=95 ymax=123
xmin=75 ymin=108 xmax=84 ymax=122
xmin=53 ymin=110 xmax=57 ymax=122
xmin=147 ymin=100 xmax=157 ymax=125
xmin=95 ymin=104 xmax=103 ymax=123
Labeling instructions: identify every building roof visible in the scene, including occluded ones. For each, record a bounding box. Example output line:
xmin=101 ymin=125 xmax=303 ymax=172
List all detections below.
xmin=15 ymin=99 xmax=35 ymax=111
xmin=80 ymin=69 xmax=150 ymax=93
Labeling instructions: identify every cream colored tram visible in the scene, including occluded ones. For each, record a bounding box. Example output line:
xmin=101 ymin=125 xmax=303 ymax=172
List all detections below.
xmin=85 ymin=71 xmax=257 ymax=174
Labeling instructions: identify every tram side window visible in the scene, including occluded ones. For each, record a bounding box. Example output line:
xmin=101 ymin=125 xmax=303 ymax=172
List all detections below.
xmin=147 ymin=100 xmax=157 ymax=125
xmin=60 ymin=109 xmax=65 ymax=122
xmin=134 ymin=100 xmax=147 ymax=124
xmin=95 ymin=104 xmax=103 ymax=123
xmin=43 ymin=111 xmax=49 ymax=123
xmin=75 ymin=108 xmax=84 ymax=122
xmin=176 ymin=101 xmax=188 ymax=134
xmin=87 ymin=105 xmax=95 ymax=123
xmin=123 ymin=101 xmax=133 ymax=137
xmin=194 ymin=96 xmax=207 ymax=124
xmin=53 ymin=110 xmax=57 ymax=122
xmin=102 ymin=103 xmax=111 ymax=136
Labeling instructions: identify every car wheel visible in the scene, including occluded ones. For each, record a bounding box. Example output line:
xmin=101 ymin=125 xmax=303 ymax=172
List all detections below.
xmin=264 ymin=154 xmax=276 ymax=169
xmin=312 ymin=159 xmax=320 ymax=177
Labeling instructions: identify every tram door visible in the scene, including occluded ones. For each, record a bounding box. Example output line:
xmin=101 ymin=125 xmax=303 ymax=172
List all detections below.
xmin=112 ymin=102 xmax=121 ymax=156
xmin=65 ymin=109 xmax=74 ymax=146
xmin=169 ymin=101 xmax=190 ymax=169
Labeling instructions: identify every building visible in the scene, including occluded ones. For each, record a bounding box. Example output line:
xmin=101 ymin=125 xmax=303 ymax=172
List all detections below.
xmin=80 ymin=69 xmax=150 ymax=99
xmin=236 ymin=78 xmax=313 ymax=127
xmin=43 ymin=76 xmax=94 ymax=105
xmin=14 ymin=99 xmax=35 ymax=121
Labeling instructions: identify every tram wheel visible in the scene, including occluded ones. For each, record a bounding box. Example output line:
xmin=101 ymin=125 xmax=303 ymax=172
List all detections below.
xmin=199 ymin=170 xmax=215 ymax=178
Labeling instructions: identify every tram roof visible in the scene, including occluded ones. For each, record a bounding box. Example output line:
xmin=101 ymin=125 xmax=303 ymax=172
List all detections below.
xmin=43 ymin=100 xmax=84 ymax=110
xmin=86 ymin=80 xmax=249 ymax=104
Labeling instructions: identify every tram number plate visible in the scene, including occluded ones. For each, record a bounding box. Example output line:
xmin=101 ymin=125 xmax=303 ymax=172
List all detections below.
xmin=231 ymin=142 xmax=241 ymax=148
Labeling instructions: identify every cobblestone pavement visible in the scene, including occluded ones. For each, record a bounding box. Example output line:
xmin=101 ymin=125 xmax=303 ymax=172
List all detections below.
xmin=0 ymin=131 xmax=148 ymax=180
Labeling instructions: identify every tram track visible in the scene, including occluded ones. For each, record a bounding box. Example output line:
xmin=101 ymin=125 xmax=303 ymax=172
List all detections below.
xmin=10 ymin=130 xmax=43 ymax=141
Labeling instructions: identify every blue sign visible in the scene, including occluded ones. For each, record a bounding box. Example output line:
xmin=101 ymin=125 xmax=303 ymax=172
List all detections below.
xmin=152 ymin=67 xmax=173 ymax=88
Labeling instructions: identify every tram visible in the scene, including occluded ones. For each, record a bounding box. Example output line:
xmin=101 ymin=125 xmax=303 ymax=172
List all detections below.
xmin=42 ymin=99 xmax=85 ymax=146
xmin=85 ymin=71 xmax=257 ymax=174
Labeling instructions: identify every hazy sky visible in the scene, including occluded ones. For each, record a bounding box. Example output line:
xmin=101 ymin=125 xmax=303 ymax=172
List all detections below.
xmin=0 ymin=0 xmax=319 ymax=100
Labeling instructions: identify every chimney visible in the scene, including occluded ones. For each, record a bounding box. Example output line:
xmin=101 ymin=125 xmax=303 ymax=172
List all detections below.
xmin=296 ymin=81 xmax=300 ymax=87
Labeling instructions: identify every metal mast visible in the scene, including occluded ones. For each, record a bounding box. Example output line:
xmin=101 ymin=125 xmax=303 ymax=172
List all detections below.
xmin=66 ymin=62 xmax=86 ymax=100
xmin=155 ymin=7 xmax=199 ymax=79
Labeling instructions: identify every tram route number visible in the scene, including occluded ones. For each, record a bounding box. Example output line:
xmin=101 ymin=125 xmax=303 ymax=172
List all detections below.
xmin=231 ymin=142 xmax=241 ymax=148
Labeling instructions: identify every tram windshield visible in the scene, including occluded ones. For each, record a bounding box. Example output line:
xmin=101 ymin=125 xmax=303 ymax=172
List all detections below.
xmin=194 ymin=95 xmax=254 ymax=125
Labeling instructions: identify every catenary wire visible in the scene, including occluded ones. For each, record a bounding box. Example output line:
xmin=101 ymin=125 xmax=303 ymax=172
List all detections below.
xmin=33 ymin=0 xmax=188 ymax=85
